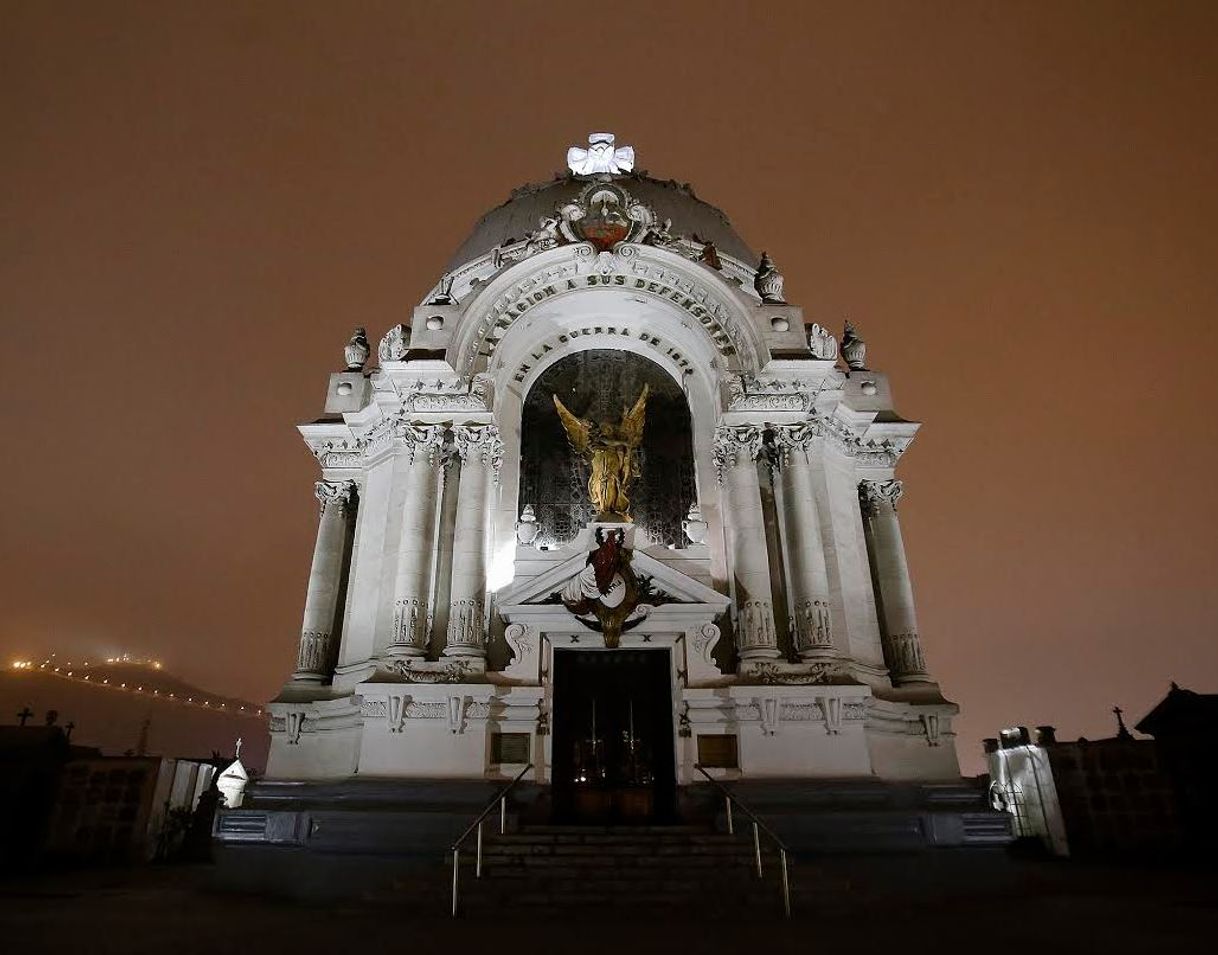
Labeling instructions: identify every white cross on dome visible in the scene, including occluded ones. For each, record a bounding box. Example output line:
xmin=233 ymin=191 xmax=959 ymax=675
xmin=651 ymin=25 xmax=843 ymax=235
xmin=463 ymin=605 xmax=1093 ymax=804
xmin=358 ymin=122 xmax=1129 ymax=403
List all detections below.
xmin=567 ymin=132 xmax=635 ymax=175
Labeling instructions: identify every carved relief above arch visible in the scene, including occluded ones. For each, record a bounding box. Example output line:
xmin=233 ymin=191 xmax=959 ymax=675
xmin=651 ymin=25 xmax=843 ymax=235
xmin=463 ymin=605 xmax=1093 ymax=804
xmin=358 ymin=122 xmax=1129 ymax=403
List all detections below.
xmin=447 ymin=241 xmax=769 ymax=385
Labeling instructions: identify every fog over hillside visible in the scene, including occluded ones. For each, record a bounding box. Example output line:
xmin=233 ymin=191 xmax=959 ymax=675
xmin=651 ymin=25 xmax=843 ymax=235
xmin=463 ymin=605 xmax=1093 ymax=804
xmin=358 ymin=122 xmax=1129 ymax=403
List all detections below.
xmin=2 ymin=658 xmax=268 ymax=771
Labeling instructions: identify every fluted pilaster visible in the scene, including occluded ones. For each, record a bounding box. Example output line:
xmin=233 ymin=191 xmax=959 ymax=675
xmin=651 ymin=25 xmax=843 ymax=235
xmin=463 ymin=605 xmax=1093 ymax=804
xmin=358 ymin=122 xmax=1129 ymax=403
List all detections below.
xmin=293 ymin=480 xmax=357 ymax=682
xmin=713 ymin=424 xmax=780 ymax=661
xmin=859 ymin=479 xmax=932 ymax=685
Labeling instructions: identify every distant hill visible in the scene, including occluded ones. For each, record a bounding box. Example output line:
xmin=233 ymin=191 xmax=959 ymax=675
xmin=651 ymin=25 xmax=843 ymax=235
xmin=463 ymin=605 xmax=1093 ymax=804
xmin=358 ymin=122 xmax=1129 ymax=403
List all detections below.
xmin=1 ymin=656 xmax=268 ymax=771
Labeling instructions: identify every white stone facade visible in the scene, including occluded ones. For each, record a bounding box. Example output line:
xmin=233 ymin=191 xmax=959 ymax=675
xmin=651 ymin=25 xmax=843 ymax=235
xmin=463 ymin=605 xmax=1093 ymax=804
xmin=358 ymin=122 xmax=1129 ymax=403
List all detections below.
xmin=267 ymin=145 xmax=961 ymax=786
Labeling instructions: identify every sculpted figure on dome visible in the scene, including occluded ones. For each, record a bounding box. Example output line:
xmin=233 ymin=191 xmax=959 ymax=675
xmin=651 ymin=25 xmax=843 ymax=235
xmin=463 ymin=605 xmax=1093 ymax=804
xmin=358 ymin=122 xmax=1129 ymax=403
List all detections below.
xmin=525 ymin=214 xmax=561 ymax=254
xmin=694 ymin=235 xmax=722 ymax=270
xmin=552 ymin=385 xmax=650 ymax=522
xmin=639 ymin=216 xmax=678 ymax=249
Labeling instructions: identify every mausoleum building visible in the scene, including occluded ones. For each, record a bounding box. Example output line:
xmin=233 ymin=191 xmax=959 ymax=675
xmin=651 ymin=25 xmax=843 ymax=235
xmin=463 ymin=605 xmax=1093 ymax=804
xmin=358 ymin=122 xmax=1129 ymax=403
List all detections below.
xmin=264 ymin=133 xmax=961 ymax=820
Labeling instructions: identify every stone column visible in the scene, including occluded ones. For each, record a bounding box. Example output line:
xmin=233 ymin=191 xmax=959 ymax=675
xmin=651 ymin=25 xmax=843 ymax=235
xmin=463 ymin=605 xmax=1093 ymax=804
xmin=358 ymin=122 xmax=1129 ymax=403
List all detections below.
xmin=774 ymin=425 xmax=837 ymax=661
xmin=293 ymin=480 xmax=357 ymax=683
xmin=384 ymin=425 xmax=447 ymax=659
xmin=443 ymin=424 xmax=502 ymax=658
xmin=713 ymin=425 xmax=780 ymax=661
xmin=859 ymin=480 xmax=933 ymax=685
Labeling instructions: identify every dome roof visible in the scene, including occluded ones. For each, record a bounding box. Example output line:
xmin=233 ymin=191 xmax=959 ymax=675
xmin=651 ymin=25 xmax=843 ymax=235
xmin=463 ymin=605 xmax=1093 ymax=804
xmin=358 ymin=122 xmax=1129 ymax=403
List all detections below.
xmin=445 ymin=171 xmax=757 ymax=273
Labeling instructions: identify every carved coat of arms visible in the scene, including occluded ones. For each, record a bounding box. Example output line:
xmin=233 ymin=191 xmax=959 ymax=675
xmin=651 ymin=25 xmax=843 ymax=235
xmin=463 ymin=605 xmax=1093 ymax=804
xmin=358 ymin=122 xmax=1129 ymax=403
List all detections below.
xmin=561 ymin=528 xmax=644 ymax=649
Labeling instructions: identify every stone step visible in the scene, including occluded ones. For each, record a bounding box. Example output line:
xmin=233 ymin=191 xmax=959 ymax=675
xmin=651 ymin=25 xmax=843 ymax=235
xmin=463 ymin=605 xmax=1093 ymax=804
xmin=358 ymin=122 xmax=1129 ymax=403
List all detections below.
xmin=365 ymin=860 xmax=857 ymax=919
xmin=479 ymin=841 xmax=766 ymax=856
xmin=490 ymin=832 xmax=739 ymax=845
xmin=457 ymin=896 xmax=789 ymax=916
xmin=514 ymin=825 xmax=711 ymax=835
xmin=472 ymin=857 xmax=764 ymax=871
xmin=467 ymin=864 xmax=766 ymax=881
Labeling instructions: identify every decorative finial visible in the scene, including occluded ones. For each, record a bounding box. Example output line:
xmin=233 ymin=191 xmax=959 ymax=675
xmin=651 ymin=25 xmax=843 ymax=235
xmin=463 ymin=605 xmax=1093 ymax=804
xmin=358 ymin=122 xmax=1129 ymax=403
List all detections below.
xmin=754 ymin=251 xmax=786 ymax=304
xmin=1113 ymin=706 xmax=1133 ymax=740
xmin=841 ymin=320 xmax=867 ymax=370
xmin=344 ymin=327 xmax=370 ymax=371
xmin=235 ymin=736 xmax=243 ymax=759
xmin=567 ymin=132 xmax=635 ymax=175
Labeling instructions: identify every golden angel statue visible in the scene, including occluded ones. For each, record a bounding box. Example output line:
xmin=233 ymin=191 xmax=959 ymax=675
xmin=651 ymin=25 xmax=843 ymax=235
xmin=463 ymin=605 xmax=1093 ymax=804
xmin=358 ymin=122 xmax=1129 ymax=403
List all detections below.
xmin=552 ymin=385 xmax=650 ymax=522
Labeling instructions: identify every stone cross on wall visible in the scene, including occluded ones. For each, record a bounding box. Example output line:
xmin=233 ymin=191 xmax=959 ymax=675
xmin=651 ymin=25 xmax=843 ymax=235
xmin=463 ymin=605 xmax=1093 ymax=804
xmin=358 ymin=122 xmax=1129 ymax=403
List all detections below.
xmin=16 ymin=706 xmax=33 ymax=726
xmin=567 ymin=132 xmax=635 ymax=175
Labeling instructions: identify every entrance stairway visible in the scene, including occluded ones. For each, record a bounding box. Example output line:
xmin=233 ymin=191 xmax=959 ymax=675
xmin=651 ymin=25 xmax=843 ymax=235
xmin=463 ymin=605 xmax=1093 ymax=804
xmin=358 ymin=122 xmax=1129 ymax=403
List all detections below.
xmin=451 ymin=824 xmax=811 ymax=918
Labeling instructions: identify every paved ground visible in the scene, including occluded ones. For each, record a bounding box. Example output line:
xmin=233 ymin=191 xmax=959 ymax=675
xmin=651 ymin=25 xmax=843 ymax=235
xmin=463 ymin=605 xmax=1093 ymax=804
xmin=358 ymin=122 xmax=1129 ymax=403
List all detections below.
xmin=2 ymin=858 xmax=1216 ymax=954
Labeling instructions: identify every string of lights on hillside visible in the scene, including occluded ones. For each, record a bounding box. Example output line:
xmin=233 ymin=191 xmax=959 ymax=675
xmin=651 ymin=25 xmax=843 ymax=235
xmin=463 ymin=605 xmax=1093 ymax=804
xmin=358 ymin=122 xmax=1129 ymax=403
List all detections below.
xmin=8 ymin=653 xmax=264 ymax=718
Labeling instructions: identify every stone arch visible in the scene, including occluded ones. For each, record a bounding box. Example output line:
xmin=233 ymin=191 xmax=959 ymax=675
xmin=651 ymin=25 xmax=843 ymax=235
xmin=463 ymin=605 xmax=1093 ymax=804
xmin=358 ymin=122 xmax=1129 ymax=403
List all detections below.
xmin=447 ymin=241 xmax=770 ymax=384
xmin=480 ymin=280 xmax=739 ymax=598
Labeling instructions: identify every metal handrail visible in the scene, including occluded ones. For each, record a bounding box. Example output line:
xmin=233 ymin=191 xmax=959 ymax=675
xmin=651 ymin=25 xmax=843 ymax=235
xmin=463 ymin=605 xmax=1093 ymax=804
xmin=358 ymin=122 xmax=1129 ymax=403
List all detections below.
xmin=694 ymin=764 xmax=792 ymax=918
xmin=449 ymin=763 xmax=534 ymax=917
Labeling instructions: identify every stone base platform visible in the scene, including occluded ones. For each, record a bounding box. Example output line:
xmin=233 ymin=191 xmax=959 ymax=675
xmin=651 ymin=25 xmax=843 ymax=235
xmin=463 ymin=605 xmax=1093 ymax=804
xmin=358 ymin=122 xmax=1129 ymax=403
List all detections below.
xmin=212 ymin=777 xmax=1011 ymax=903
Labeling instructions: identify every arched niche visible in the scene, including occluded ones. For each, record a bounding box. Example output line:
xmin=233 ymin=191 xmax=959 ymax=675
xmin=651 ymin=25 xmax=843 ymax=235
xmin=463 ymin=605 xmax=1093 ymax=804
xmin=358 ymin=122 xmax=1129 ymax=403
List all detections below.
xmin=519 ymin=349 xmax=696 ymax=549
xmin=482 ymin=286 xmax=731 ymax=597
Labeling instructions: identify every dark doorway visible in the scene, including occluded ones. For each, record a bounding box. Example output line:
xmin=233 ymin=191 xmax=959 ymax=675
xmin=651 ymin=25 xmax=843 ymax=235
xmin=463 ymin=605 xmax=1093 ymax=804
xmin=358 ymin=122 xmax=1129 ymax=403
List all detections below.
xmin=551 ymin=648 xmax=677 ymax=824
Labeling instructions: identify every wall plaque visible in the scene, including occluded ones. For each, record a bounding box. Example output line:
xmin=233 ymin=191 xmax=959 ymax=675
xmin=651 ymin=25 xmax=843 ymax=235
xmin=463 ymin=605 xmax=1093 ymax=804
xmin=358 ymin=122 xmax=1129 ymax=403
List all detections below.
xmin=492 ymin=732 xmax=531 ymax=765
xmin=696 ymin=734 xmax=739 ymax=769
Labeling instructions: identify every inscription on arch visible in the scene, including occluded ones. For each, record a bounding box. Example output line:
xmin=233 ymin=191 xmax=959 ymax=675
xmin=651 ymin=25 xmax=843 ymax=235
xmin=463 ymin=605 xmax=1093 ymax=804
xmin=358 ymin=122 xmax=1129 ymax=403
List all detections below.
xmin=476 ymin=270 xmax=740 ymax=366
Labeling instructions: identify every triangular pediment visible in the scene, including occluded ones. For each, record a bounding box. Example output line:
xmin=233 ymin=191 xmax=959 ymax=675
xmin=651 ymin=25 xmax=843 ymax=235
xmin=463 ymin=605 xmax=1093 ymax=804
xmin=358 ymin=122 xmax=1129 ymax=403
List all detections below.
xmin=498 ymin=548 xmax=729 ymax=612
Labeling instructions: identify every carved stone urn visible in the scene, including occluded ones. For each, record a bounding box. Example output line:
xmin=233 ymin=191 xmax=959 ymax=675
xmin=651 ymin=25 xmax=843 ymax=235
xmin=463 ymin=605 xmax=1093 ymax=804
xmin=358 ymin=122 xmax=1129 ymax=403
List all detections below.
xmin=841 ymin=321 xmax=867 ymax=370
xmin=682 ymin=502 xmax=708 ymax=545
xmin=754 ymin=251 xmax=786 ymax=304
xmin=516 ymin=504 xmax=540 ymax=545
xmin=344 ymin=327 xmax=371 ymax=371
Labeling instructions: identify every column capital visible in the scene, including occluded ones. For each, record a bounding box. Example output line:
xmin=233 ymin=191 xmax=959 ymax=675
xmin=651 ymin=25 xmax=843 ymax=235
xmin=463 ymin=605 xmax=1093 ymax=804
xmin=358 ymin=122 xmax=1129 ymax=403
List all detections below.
xmin=712 ymin=424 xmax=764 ymax=481
xmin=392 ymin=422 xmax=448 ymax=466
xmin=859 ymin=478 xmax=904 ymax=516
xmin=452 ymin=424 xmax=504 ymax=471
xmin=314 ymin=480 xmax=358 ymax=514
xmin=770 ymin=421 xmax=820 ymax=469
